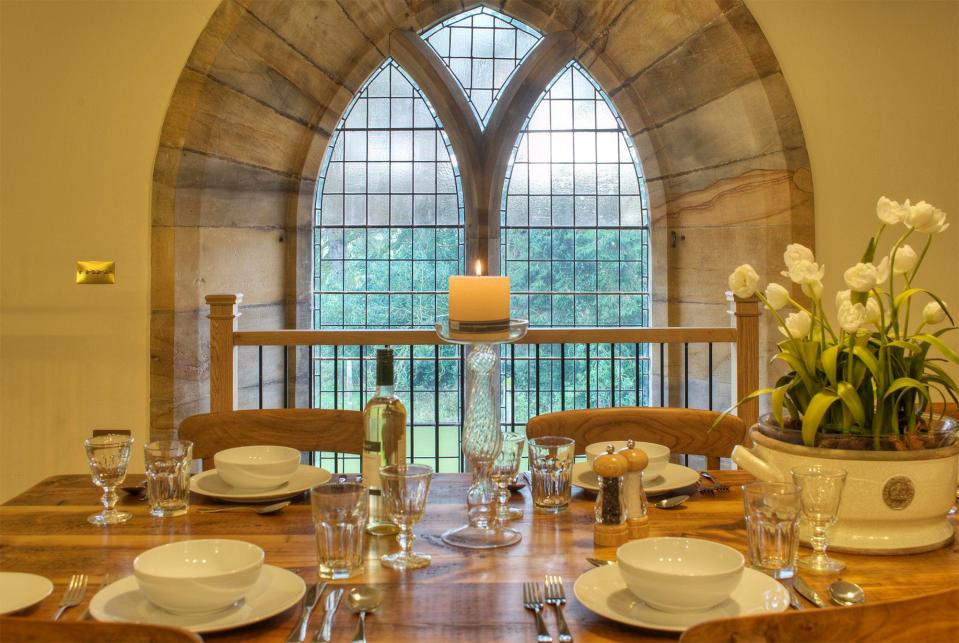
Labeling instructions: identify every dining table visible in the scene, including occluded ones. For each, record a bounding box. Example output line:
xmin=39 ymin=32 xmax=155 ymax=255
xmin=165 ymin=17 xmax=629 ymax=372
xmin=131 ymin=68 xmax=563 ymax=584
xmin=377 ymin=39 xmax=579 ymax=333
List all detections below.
xmin=1 ymin=469 xmax=957 ymax=641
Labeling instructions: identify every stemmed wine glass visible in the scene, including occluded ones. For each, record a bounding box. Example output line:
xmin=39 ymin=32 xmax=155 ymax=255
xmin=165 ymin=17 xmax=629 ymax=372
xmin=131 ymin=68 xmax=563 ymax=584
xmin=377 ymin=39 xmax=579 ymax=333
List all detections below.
xmin=492 ymin=432 xmax=526 ymax=525
xmin=379 ymin=464 xmax=434 ymax=570
xmin=791 ymin=464 xmax=847 ymax=573
xmin=84 ymin=434 xmax=134 ymax=526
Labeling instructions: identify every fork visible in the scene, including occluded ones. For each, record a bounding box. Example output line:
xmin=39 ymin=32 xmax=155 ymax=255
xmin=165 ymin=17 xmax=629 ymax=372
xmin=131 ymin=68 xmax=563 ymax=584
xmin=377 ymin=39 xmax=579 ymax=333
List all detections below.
xmin=53 ymin=574 xmax=87 ymax=621
xmin=699 ymin=472 xmax=729 ymax=493
xmin=79 ymin=573 xmax=117 ymax=620
xmin=523 ymin=582 xmax=553 ymax=643
xmin=544 ymin=575 xmax=572 ymax=642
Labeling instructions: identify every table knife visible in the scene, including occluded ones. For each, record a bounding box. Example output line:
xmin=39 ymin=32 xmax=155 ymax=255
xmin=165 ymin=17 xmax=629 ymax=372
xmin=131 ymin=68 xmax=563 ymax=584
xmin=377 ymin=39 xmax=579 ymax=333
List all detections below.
xmin=793 ymin=577 xmax=826 ymax=608
xmin=286 ymin=582 xmax=326 ymax=643
xmin=314 ymin=587 xmax=345 ymax=642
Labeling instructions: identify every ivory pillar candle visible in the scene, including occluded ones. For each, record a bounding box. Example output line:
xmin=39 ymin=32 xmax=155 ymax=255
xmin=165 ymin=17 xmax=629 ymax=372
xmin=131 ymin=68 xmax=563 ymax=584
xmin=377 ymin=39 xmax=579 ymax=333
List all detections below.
xmin=448 ymin=261 xmax=510 ymax=332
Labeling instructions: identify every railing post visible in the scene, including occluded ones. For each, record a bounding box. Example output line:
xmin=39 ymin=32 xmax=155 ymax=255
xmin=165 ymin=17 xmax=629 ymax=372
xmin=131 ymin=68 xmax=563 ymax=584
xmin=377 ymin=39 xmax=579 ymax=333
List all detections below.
xmin=731 ymin=293 xmax=761 ymax=433
xmin=207 ymin=294 xmax=242 ymax=413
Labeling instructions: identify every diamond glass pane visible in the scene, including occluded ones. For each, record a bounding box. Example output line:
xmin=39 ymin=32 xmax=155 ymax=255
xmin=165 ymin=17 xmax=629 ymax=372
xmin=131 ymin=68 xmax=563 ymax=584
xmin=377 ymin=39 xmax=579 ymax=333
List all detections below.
xmin=422 ymin=7 xmax=542 ymax=127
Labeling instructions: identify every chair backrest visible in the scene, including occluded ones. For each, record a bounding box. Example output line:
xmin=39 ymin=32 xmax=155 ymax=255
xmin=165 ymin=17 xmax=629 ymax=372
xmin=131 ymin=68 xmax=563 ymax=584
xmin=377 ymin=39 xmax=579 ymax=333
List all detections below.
xmin=525 ymin=407 xmax=746 ymax=469
xmin=179 ymin=408 xmax=364 ymax=465
xmin=0 ymin=618 xmax=202 ymax=643
xmin=679 ymin=586 xmax=959 ymax=643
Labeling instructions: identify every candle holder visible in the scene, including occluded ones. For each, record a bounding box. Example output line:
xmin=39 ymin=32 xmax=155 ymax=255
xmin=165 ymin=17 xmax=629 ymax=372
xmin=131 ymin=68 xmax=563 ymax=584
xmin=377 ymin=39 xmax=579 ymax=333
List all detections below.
xmin=436 ymin=316 xmax=528 ymax=549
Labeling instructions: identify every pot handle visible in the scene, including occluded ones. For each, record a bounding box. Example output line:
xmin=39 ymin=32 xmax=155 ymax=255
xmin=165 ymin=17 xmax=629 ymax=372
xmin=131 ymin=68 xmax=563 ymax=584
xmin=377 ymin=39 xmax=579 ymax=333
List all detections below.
xmin=731 ymin=445 xmax=784 ymax=483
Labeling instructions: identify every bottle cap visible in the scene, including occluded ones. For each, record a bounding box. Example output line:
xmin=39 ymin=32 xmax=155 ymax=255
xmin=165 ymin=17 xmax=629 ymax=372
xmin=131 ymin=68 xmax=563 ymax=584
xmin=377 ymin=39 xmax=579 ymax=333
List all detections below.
xmin=592 ymin=444 xmax=628 ymax=477
xmin=617 ymin=438 xmax=649 ymax=472
xmin=375 ymin=347 xmax=394 ymax=385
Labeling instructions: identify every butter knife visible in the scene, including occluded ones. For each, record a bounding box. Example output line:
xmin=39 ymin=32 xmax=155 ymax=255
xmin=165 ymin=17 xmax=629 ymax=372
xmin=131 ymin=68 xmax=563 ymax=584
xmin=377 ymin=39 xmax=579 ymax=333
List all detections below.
xmin=314 ymin=587 xmax=345 ymax=642
xmin=793 ymin=577 xmax=826 ymax=608
xmin=286 ymin=582 xmax=326 ymax=643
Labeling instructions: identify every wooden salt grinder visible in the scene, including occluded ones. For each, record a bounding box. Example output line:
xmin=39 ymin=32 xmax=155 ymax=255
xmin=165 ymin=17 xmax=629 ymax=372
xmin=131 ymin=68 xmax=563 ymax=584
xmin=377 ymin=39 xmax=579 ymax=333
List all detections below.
xmin=619 ymin=439 xmax=650 ymax=539
xmin=592 ymin=445 xmax=629 ymax=547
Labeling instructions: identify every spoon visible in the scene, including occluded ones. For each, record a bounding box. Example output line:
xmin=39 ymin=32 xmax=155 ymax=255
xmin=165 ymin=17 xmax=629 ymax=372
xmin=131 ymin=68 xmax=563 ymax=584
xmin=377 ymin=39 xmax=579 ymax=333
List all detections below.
xmin=828 ymin=579 xmax=866 ymax=606
xmin=653 ymin=494 xmax=689 ymax=509
xmin=197 ymin=500 xmax=291 ymax=514
xmin=348 ymin=586 xmax=383 ymax=643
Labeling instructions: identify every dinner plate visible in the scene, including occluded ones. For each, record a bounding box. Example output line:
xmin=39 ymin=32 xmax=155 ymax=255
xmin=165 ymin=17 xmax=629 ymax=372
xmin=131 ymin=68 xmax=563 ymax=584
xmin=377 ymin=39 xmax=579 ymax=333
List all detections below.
xmin=571 ymin=462 xmax=700 ymax=496
xmin=190 ymin=464 xmax=331 ymax=503
xmin=573 ymin=563 xmax=788 ymax=633
xmin=0 ymin=572 xmax=54 ymax=615
xmin=89 ymin=564 xmax=305 ymax=634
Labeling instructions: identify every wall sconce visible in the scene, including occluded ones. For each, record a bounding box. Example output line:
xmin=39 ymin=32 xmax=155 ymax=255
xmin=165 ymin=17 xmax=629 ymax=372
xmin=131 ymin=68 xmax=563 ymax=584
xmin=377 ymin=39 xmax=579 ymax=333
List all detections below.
xmin=76 ymin=261 xmax=116 ymax=284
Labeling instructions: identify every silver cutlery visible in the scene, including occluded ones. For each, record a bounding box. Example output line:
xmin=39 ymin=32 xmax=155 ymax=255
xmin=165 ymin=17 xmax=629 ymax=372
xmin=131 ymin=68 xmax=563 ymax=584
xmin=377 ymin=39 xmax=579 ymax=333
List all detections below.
xmin=793 ymin=576 xmax=827 ymax=608
xmin=652 ymin=494 xmax=689 ymax=509
xmin=314 ymin=587 xmax=344 ymax=642
xmin=198 ymin=500 xmax=291 ymax=514
xmin=786 ymin=586 xmax=805 ymax=610
xmin=828 ymin=579 xmax=865 ymax=606
xmin=286 ymin=582 xmax=326 ymax=643
xmin=585 ymin=558 xmax=613 ymax=567
xmin=347 ymin=585 xmax=382 ymax=643
xmin=52 ymin=574 xmax=87 ymax=621
xmin=523 ymin=581 xmax=553 ymax=643
xmin=79 ymin=573 xmax=117 ymax=620
xmin=699 ymin=472 xmax=729 ymax=493
xmin=544 ymin=575 xmax=572 ymax=643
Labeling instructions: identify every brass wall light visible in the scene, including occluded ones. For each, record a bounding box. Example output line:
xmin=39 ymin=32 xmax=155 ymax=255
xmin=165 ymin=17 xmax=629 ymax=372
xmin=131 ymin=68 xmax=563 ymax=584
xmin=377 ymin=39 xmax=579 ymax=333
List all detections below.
xmin=76 ymin=260 xmax=116 ymax=284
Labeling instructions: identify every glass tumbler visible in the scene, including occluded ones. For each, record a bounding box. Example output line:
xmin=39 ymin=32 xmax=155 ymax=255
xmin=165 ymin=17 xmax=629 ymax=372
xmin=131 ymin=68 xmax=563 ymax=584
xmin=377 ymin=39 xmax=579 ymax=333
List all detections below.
xmin=311 ymin=482 xmax=369 ymax=579
xmin=84 ymin=434 xmax=135 ymax=526
xmin=144 ymin=440 xmax=193 ymax=517
xmin=742 ymin=482 xmax=802 ymax=579
xmin=492 ymin=433 xmax=526 ymax=524
xmin=791 ymin=465 xmax=847 ymax=573
xmin=379 ymin=464 xmax=434 ymax=570
xmin=528 ymin=436 xmax=576 ymax=512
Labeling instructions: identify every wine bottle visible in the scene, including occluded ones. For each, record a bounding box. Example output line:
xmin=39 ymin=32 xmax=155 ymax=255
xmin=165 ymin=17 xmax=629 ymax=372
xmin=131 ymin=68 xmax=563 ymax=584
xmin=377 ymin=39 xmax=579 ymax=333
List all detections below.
xmin=362 ymin=348 xmax=406 ymax=535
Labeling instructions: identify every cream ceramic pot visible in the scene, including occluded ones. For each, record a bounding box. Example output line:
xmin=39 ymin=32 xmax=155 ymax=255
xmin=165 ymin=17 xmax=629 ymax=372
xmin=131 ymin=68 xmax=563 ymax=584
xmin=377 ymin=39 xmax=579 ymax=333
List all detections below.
xmin=733 ymin=424 xmax=959 ymax=554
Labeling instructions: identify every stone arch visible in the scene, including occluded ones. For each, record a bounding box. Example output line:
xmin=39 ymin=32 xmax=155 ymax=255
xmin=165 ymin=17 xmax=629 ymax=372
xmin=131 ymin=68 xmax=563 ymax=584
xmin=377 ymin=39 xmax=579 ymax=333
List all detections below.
xmin=151 ymin=0 xmax=812 ymax=434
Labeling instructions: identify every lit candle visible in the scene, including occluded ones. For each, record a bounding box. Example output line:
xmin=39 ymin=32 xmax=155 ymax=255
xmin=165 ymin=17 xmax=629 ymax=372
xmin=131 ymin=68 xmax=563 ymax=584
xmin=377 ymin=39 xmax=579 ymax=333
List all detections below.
xmin=448 ymin=260 xmax=510 ymax=332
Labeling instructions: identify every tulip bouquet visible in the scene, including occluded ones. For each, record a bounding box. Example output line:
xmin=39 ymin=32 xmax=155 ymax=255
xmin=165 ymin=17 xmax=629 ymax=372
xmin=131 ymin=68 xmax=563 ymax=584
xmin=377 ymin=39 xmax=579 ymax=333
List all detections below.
xmin=726 ymin=197 xmax=957 ymax=449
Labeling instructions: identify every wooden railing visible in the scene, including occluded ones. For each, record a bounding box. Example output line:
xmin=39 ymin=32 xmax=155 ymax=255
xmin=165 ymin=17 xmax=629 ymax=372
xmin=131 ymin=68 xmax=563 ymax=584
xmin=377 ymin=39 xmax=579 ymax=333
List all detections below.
xmin=205 ymin=294 xmax=760 ymax=435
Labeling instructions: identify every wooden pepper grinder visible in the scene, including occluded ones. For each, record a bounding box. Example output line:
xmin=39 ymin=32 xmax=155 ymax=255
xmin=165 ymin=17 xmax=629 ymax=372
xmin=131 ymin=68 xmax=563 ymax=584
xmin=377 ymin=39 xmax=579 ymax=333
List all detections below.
xmin=592 ymin=445 xmax=629 ymax=547
xmin=619 ymin=439 xmax=650 ymax=539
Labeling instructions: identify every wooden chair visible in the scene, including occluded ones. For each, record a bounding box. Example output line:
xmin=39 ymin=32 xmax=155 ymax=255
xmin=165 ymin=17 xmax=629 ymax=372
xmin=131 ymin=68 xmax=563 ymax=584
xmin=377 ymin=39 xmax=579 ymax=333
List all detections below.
xmin=679 ymin=586 xmax=959 ymax=642
xmin=525 ymin=407 xmax=747 ymax=469
xmin=179 ymin=408 xmax=364 ymax=468
xmin=0 ymin=618 xmax=202 ymax=642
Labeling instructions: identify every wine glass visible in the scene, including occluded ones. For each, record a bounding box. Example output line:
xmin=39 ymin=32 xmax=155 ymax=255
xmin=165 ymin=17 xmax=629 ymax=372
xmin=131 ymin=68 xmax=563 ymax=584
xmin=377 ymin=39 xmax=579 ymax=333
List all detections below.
xmin=791 ymin=464 xmax=847 ymax=573
xmin=379 ymin=464 xmax=433 ymax=570
xmin=84 ymin=434 xmax=134 ymax=526
xmin=492 ymin=432 xmax=526 ymax=525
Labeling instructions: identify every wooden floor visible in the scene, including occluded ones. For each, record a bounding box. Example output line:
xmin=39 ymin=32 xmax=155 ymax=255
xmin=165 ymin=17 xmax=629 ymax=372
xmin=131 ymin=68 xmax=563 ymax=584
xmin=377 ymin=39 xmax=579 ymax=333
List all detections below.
xmin=1 ymin=471 xmax=957 ymax=641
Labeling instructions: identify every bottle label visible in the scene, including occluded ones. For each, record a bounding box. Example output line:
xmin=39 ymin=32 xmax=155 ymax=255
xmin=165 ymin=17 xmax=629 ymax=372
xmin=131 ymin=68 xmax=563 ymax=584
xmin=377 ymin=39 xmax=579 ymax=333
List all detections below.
xmin=364 ymin=440 xmax=381 ymax=452
xmin=362 ymin=450 xmax=381 ymax=491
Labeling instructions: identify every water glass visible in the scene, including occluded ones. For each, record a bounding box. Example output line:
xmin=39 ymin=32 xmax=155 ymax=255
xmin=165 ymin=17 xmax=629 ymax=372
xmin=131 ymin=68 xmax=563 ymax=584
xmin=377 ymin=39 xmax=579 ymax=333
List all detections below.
xmin=311 ymin=482 xmax=368 ymax=579
xmin=528 ymin=436 xmax=575 ymax=512
xmin=742 ymin=482 xmax=802 ymax=579
xmin=84 ymin=434 xmax=135 ymax=526
xmin=492 ymin=433 xmax=526 ymax=524
xmin=791 ymin=465 xmax=847 ymax=573
xmin=379 ymin=464 xmax=433 ymax=570
xmin=144 ymin=440 xmax=193 ymax=517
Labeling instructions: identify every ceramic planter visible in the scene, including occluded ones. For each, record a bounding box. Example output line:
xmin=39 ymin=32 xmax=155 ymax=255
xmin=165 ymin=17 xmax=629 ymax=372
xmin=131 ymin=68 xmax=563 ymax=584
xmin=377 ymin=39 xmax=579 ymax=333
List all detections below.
xmin=732 ymin=417 xmax=959 ymax=554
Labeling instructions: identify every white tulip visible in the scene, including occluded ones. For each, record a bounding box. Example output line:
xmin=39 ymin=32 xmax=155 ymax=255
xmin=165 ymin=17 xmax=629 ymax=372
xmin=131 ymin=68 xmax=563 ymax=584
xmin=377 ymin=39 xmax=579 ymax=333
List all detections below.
xmin=801 ymin=279 xmax=823 ymax=300
xmin=922 ymin=301 xmax=947 ymax=324
xmin=876 ymin=196 xmax=909 ymax=225
xmin=779 ymin=310 xmax=812 ymax=339
xmin=728 ymin=264 xmax=759 ymax=299
xmin=843 ymin=262 xmax=884 ymax=292
xmin=835 ymin=289 xmax=852 ymax=311
xmin=764 ymin=283 xmax=790 ymax=310
xmin=838 ymin=300 xmax=867 ymax=333
xmin=905 ymin=200 xmax=949 ymax=234
xmin=783 ymin=244 xmax=815 ymax=271
xmin=782 ymin=259 xmax=826 ymax=286
xmin=892 ymin=244 xmax=918 ymax=274
xmin=864 ymin=297 xmax=881 ymax=325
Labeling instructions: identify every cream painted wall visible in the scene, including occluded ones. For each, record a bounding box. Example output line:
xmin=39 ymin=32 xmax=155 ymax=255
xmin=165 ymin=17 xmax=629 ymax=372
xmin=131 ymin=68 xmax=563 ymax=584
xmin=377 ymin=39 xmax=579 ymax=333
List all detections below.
xmin=1 ymin=1 xmax=957 ymax=501
xmin=0 ymin=0 xmax=219 ymax=502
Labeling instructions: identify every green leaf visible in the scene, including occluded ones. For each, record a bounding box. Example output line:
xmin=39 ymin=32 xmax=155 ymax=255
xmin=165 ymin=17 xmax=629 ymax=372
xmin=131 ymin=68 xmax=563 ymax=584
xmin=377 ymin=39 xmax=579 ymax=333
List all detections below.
xmin=852 ymin=346 xmax=880 ymax=380
xmin=821 ymin=345 xmax=839 ymax=387
xmin=773 ymin=352 xmax=817 ymax=392
xmin=882 ymin=377 xmax=928 ymax=402
xmin=893 ymin=287 xmax=927 ymax=310
xmin=836 ymin=382 xmax=866 ymax=427
xmin=913 ymin=334 xmax=959 ymax=365
xmin=802 ymin=391 xmax=841 ymax=446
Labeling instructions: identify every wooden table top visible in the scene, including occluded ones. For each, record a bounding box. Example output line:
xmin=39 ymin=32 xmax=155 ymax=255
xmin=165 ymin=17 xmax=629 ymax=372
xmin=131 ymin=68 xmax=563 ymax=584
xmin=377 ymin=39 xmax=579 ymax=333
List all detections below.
xmin=2 ymin=471 xmax=957 ymax=641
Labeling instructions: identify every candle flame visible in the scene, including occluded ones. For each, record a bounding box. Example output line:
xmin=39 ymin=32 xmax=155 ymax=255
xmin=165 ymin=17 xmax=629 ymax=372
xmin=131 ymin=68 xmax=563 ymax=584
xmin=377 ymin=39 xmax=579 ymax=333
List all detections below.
xmin=474 ymin=259 xmax=482 ymax=276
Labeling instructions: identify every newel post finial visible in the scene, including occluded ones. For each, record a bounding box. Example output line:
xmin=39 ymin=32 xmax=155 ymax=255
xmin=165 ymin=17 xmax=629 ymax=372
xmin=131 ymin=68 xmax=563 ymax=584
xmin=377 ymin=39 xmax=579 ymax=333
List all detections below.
xmin=206 ymin=294 xmax=243 ymax=413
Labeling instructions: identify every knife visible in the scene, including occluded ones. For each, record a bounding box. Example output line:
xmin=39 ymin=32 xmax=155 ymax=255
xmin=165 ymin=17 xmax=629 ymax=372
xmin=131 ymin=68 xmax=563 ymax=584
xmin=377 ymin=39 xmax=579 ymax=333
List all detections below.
xmin=314 ymin=587 xmax=345 ymax=642
xmin=286 ymin=582 xmax=327 ymax=642
xmin=793 ymin=577 xmax=826 ymax=608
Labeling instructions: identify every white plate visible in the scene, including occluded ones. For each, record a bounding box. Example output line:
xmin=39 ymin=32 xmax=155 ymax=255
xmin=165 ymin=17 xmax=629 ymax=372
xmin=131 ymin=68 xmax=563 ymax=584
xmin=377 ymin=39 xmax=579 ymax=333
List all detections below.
xmin=0 ymin=572 xmax=54 ymax=615
xmin=191 ymin=464 xmax=331 ymax=503
xmin=90 ymin=564 xmax=305 ymax=634
xmin=573 ymin=563 xmax=788 ymax=633
xmin=572 ymin=462 xmax=701 ymax=496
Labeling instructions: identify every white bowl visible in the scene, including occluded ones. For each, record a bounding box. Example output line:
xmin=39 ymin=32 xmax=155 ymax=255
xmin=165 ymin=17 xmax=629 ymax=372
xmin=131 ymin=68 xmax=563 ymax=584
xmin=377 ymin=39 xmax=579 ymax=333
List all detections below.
xmin=214 ymin=445 xmax=300 ymax=490
xmin=617 ymin=537 xmax=744 ymax=612
xmin=584 ymin=441 xmax=670 ymax=479
xmin=133 ymin=539 xmax=264 ymax=613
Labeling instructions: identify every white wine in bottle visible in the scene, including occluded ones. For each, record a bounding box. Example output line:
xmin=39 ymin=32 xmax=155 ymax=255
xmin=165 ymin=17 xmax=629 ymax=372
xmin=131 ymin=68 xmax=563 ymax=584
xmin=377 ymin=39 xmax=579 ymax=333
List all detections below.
xmin=362 ymin=347 xmax=406 ymax=535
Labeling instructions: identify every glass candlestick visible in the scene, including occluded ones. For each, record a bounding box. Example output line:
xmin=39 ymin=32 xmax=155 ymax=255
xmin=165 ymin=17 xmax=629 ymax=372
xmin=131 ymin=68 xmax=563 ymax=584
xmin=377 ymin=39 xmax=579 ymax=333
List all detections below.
xmin=436 ymin=316 xmax=528 ymax=549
